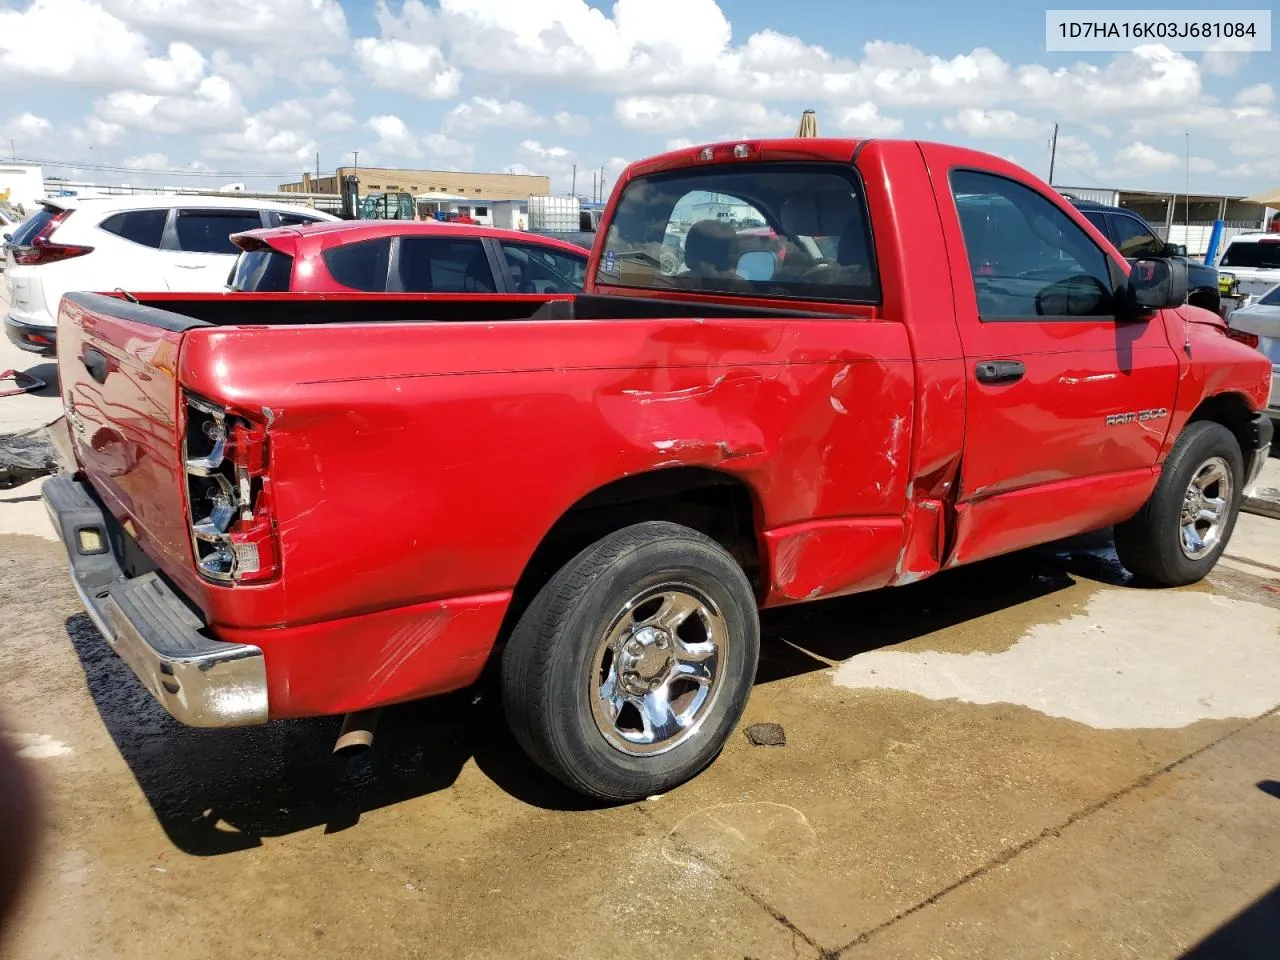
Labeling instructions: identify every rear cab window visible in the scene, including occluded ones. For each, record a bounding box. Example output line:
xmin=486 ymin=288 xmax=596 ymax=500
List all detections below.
xmin=173 ymin=209 xmax=266 ymax=254
xmin=1221 ymin=240 xmax=1280 ymax=270
xmin=951 ymin=169 xmax=1117 ymax=320
xmin=597 ymin=162 xmax=880 ymax=303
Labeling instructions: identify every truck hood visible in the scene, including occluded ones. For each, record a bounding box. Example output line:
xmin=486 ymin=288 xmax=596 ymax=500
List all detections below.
xmin=1177 ymin=303 xmax=1227 ymax=330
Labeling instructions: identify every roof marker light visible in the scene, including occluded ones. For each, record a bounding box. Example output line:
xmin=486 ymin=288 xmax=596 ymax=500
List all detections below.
xmin=733 ymin=143 xmax=751 ymax=158
xmin=698 ymin=147 xmax=715 ymax=161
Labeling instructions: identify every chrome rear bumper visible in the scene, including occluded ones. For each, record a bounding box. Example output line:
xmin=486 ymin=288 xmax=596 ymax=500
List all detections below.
xmin=43 ymin=474 xmax=268 ymax=727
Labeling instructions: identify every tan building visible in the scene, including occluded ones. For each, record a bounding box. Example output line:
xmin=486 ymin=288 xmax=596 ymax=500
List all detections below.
xmin=279 ymin=166 xmax=550 ymax=200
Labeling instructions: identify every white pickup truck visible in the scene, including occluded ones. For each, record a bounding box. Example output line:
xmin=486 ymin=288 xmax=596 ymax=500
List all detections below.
xmin=1218 ymin=232 xmax=1280 ymax=304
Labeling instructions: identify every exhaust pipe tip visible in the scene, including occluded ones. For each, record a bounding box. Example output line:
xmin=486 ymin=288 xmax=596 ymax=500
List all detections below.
xmin=333 ymin=709 xmax=381 ymax=758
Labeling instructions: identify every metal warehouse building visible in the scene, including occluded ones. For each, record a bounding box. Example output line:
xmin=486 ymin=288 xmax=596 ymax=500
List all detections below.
xmin=1058 ymin=185 xmax=1273 ymax=257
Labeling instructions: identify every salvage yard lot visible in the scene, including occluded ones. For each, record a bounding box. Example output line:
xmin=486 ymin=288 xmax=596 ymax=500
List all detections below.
xmin=4 ymin=492 xmax=1280 ymax=958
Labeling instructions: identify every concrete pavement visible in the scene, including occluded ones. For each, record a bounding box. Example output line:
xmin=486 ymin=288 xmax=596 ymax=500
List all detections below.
xmin=3 ymin=506 xmax=1280 ymax=958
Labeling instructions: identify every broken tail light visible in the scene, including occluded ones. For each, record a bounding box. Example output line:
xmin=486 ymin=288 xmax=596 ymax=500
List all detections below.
xmin=183 ymin=392 xmax=280 ymax=584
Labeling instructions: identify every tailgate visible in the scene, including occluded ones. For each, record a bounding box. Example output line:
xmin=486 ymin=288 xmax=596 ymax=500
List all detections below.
xmin=57 ymin=293 xmax=197 ymax=590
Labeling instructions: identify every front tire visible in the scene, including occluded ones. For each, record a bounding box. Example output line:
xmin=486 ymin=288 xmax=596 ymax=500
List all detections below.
xmin=1114 ymin=421 xmax=1243 ymax=586
xmin=501 ymin=521 xmax=760 ymax=802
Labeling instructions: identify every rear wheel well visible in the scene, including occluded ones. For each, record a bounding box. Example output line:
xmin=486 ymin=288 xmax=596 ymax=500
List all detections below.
xmin=1187 ymin=393 xmax=1255 ymax=466
xmin=494 ymin=469 xmax=763 ymax=657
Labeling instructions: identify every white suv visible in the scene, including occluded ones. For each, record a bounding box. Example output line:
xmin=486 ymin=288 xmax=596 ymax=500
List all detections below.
xmin=4 ymin=195 xmax=338 ymax=354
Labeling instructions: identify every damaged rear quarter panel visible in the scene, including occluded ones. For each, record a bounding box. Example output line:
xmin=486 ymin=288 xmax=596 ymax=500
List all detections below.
xmin=180 ymin=314 xmax=915 ymax=630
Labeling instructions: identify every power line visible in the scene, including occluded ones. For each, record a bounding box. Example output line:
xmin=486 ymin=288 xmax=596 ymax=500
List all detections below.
xmin=12 ymin=154 xmax=306 ymax=179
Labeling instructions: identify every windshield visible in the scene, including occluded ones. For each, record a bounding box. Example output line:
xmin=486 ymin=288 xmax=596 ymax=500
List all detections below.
xmin=1221 ymin=241 xmax=1280 ymax=270
xmin=1260 ymin=284 xmax=1280 ymax=306
xmin=597 ymin=162 xmax=879 ymax=303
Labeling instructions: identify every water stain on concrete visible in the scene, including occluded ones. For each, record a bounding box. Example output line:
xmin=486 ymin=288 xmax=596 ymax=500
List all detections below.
xmin=832 ymin=588 xmax=1280 ymax=729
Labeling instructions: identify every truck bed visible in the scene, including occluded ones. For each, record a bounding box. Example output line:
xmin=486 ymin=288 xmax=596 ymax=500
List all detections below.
xmin=81 ymin=290 xmax=850 ymax=331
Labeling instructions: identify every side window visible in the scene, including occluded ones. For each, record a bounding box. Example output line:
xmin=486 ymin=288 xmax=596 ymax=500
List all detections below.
xmin=501 ymin=243 xmax=587 ymax=293
xmin=1108 ymin=214 xmax=1166 ymax=259
xmin=1080 ymin=210 xmax=1109 ymax=236
xmin=322 ymin=237 xmax=393 ymax=291
xmin=100 ymin=209 xmax=168 ymax=248
xmin=394 ymin=238 xmax=495 ymax=293
xmin=173 ymin=209 xmax=266 ymax=254
xmin=951 ymin=170 xmax=1115 ymax=321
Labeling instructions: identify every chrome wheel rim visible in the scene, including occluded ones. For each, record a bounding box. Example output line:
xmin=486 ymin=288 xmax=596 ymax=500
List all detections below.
xmin=1180 ymin=456 xmax=1232 ymax=560
xmin=590 ymin=583 xmax=728 ymax=756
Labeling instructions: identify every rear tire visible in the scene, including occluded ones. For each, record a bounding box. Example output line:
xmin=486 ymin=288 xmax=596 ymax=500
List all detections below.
xmin=1114 ymin=421 xmax=1243 ymax=586
xmin=501 ymin=521 xmax=759 ymax=802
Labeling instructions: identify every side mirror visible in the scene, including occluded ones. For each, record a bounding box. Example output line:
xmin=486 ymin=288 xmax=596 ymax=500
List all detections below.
xmin=1128 ymin=258 xmax=1189 ymax=311
xmin=736 ymin=250 xmax=777 ymax=281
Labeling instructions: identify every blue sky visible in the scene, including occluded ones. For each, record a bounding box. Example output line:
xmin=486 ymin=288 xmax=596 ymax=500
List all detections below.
xmin=1 ymin=0 xmax=1276 ymax=196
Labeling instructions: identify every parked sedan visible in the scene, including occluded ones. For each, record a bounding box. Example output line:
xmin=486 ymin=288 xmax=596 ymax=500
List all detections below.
xmin=1226 ymin=282 xmax=1280 ymax=416
xmin=229 ymin=220 xmax=589 ymax=295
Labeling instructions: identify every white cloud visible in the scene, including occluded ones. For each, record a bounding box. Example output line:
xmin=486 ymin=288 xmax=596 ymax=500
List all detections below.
xmin=553 ymin=111 xmax=591 ymax=135
xmin=203 ymin=112 xmax=317 ymax=171
xmin=3 ymin=112 xmax=53 ymax=142
xmin=367 ymin=114 xmax=423 ymax=160
xmin=71 ymin=116 xmax=127 ymax=147
xmin=96 ymin=76 xmax=245 ymax=135
xmin=614 ymin=94 xmax=790 ymax=135
xmin=353 ymin=37 xmax=462 ymax=99
xmin=209 ymin=50 xmax=274 ymax=99
xmin=0 ymin=0 xmax=208 ymax=93
xmin=122 ymin=152 xmax=171 ymax=170
xmin=1201 ymin=39 xmax=1252 ymax=77
xmin=665 ymin=137 xmax=695 ymax=150
xmin=943 ymin=108 xmax=1047 ymax=139
xmin=1113 ymin=141 xmax=1180 ymax=175
xmin=296 ymin=58 xmax=344 ymax=86
xmin=444 ymin=97 xmax=544 ymax=136
xmin=1235 ymin=84 xmax=1274 ymax=106
xmin=511 ymin=140 xmax=628 ymax=194
xmin=103 ymin=0 xmax=349 ymax=54
xmin=831 ymin=101 xmax=904 ymax=136
xmin=423 ymin=132 xmax=476 ymax=167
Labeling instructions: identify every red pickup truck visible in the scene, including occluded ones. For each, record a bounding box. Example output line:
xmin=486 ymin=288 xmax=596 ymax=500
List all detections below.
xmin=43 ymin=137 xmax=1271 ymax=801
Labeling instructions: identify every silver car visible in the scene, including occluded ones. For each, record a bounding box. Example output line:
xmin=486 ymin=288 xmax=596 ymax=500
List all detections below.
xmin=1227 ymin=282 xmax=1280 ymax=416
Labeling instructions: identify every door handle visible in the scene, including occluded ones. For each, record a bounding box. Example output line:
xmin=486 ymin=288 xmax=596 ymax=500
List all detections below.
xmin=82 ymin=348 xmax=109 ymax=384
xmin=975 ymin=360 xmax=1025 ymax=385
xmin=173 ymin=263 xmax=207 ymax=269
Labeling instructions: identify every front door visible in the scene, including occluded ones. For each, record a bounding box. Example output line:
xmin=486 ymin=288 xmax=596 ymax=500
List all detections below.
xmin=923 ymin=158 xmax=1180 ymax=564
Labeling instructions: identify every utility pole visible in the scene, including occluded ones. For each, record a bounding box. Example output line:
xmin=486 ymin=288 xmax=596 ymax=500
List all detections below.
xmin=315 ymin=151 xmax=320 ymax=182
xmin=1184 ymin=131 xmax=1190 ymax=230
xmin=1048 ymin=122 xmax=1058 ymax=185
xmin=592 ymin=172 xmax=597 ymax=203
xmin=571 ymin=164 xmax=576 ymax=197
xmin=352 ymin=150 xmax=359 ymax=173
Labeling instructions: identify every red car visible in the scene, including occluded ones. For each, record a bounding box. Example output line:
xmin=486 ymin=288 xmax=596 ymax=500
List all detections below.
xmin=227 ymin=220 xmax=589 ymax=295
